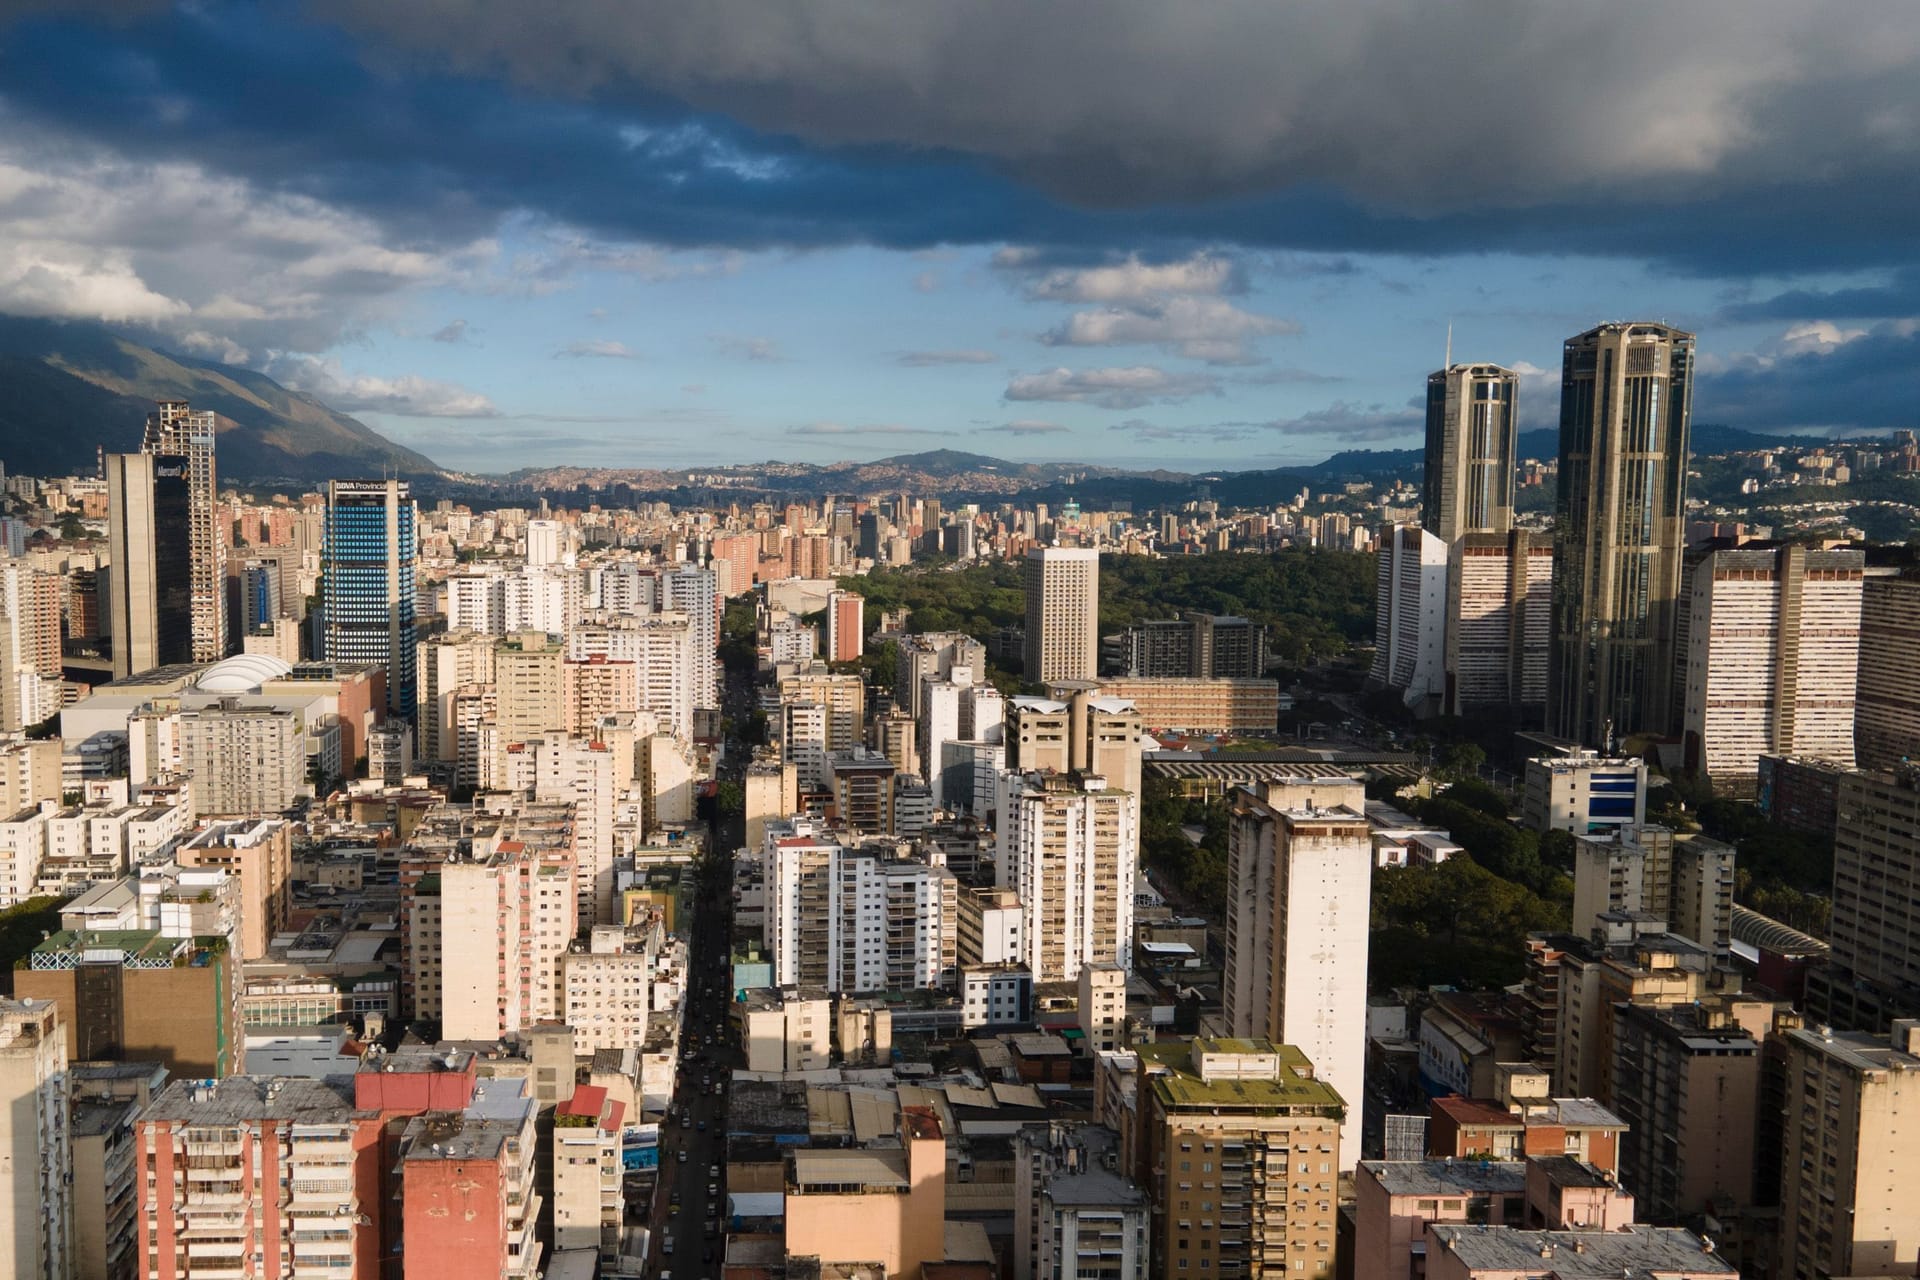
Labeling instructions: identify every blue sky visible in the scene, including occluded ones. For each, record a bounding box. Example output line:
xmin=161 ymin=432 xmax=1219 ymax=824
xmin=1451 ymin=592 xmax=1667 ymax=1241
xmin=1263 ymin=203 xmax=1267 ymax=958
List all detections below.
xmin=2 ymin=1 xmax=1918 ymax=474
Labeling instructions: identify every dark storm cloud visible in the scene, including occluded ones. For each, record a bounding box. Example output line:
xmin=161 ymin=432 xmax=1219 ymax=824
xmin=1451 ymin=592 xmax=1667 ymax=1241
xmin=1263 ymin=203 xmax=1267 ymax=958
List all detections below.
xmin=0 ymin=3 xmax=1917 ymax=276
xmin=1695 ymin=323 xmax=1920 ymax=433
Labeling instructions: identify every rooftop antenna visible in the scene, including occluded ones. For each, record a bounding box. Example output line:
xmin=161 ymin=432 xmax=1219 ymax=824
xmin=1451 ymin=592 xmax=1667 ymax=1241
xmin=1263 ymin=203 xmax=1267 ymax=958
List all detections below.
xmin=1444 ymin=322 xmax=1453 ymax=369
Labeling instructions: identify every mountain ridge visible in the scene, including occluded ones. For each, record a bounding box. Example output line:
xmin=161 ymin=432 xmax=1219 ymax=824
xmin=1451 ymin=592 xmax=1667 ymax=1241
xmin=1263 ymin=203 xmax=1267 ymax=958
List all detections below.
xmin=0 ymin=314 xmax=440 ymax=481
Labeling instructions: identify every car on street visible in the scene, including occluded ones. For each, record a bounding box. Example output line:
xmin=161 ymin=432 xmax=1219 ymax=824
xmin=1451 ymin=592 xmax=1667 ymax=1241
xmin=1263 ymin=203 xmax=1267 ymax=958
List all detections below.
xmin=677 ymin=1150 xmax=688 ymax=1163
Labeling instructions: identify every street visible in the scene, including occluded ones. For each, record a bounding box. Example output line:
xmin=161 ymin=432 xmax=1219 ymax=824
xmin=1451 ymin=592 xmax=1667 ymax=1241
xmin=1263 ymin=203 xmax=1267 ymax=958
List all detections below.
xmin=648 ymin=659 xmax=751 ymax=1277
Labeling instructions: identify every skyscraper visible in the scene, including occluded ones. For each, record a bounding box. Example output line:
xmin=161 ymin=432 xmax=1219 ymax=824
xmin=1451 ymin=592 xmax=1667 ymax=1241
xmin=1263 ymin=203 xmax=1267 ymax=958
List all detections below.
xmin=1024 ymin=547 xmax=1099 ymax=683
xmin=323 ymin=479 xmax=417 ymax=715
xmin=105 ymin=451 xmax=195 ymax=679
xmin=1549 ymin=323 xmax=1696 ymax=745
xmin=1423 ymin=362 xmax=1519 ymax=543
xmin=1222 ymin=778 xmax=1372 ymax=1168
xmin=141 ymin=400 xmax=225 ymax=661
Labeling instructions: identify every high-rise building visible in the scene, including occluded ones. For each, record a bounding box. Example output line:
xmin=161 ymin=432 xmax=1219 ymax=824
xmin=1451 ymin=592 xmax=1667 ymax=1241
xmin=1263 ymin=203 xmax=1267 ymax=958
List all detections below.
xmin=662 ymin=564 xmax=717 ymax=709
xmin=1129 ymin=1038 xmax=1344 ymax=1280
xmin=569 ymin=613 xmax=696 ymax=741
xmin=826 ymin=587 xmax=864 ymax=662
xmin=1854 ymin=572 xmax=1920 ymax=768
xmin=1570 ymin=824 xmax=1736 ymax=950
xmin=1370 ymin=523 xmax=1448 ymax=712
xmin=1445 ymin=529 xmax=1553 ymax=717
xmin=1816 ymin=768 xmax=1920 ymax=1030
xmin=323 ymin=479 xmax=417 ymax=715
xmin=417 ymin=630 xmax=497 ymax=765
xmin=1118 ymin=613 xmax=1269 ymax=678
xmin=1222 ymin=779 xmax=1372 ymax=1167
xmin=177 ymin=702 xmax=306 ymax=816
xmin=997 ymin=771 xmax=1137 ymax=983
xmin=1776 ymin=1021 xmax=1920 ymax=1280
xmin=1025 ymin=547 xmax=1100 ymax=683
xmin=1013 ymin=1123 xmax=1151 ymax=1280
xmin=0 ymin=998 xmax=71 ymax=1280
xmin=141 ymin=401 xmax=225 ymax=660
xmin=761 ymin=819 xmax=958 ymax=993
xmin=1423 ymin=362 xmax=1519 ymax=544
xmin=104 ymin=451 xmax=195 ymax=679
xmin=1549 ymin=323 xmax=1696 ymax=746
xmin=1678 ymin=545 xmax=1861 ymax=790
xmin=1005 ymin=691 xmax=1144 ymax=806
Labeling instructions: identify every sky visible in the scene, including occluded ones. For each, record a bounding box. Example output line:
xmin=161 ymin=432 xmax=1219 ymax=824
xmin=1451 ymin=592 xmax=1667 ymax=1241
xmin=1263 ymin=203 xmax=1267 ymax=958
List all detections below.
xmin=2 ymin=2 xmax=1919 ymax=474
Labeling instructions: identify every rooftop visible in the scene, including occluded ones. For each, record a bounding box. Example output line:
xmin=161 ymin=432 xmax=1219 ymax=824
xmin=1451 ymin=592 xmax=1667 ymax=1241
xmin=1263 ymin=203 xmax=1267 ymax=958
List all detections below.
xmin=1363 ymin=1159 xmax=1527 ymax=1197
xmin=1136 ymin=1039 xmax=1344 ymax=1113
xmin=1428 ymin=1223 xmax=1734 ymax=1278
xmin=143 ymin=1076 xmax=357 ymax=1124
xmin=789 ymin=1146 xmax=909 ymax=1192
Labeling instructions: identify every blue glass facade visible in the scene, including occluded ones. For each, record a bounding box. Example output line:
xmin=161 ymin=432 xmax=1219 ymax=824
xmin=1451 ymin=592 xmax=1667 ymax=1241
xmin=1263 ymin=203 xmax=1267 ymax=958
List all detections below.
xmin=323 ymin=481 xmax=416 ymax=716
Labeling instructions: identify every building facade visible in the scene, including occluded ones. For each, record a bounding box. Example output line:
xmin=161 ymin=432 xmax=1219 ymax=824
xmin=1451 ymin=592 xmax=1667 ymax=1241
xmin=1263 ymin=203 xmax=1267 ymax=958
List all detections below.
xmin=1025 ymin=547 xmax=1100 ymax=683
xmin=1680 ymin=545 xmax=1862 ymax=790
xmin=141 ymin=400 xmax=226 ymax=662
xmin=323 ymin=479 xmax=417 ymax=716
xmin=1549 ymin=323 xmax=1695 ymax=746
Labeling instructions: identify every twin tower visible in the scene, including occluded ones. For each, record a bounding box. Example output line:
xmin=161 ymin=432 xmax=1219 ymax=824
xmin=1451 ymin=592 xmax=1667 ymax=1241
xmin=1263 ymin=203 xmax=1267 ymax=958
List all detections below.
xmin=1378 ymin=322 xmax=1694 ymax=746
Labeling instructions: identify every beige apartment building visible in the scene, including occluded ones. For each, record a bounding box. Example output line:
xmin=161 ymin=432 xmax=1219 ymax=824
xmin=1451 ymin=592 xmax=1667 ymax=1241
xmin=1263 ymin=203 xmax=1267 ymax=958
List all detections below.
xmin=1025 ymin=546 xmax=1100 ymax=683
xmin=998 ymin=771 xmax=1136 ymax=983
xmin=1047 ymin=676 xmax=1278 ymax=735
xmin=1853 ymin=571 xmax=1920 ymax=768
xmin=1777 ymin=1021 xmax=1920 ymax=1280
xmin=0 ymin=998 xmax=70 ymax=1280
xmin=1132 ymin=1039 xmax=1343 ymax=1280
xmin=1680 ymin=545 xmax=1862 ymax=789
xmin=784 ymin=1106 xmax=948 ymax=1276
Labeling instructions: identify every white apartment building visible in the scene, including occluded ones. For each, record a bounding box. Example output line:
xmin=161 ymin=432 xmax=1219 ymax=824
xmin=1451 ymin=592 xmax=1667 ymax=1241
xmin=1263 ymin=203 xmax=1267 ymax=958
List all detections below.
xmin=564 ymin=925 xmax=658 ymax=1054
xmin=998 ymin=771 xmax=1138 ymax=983
xmin=1222 ymin=782 xmax=1372 ymax=1168
xmin=921 ymin=676 xmax=965 ymax=808
xmin=569 ymin=613 xmax=696 ymax=741
xmin=1681 ymin=545 xmax=1863 ymax=789
xmin=782 ymin=701 xmax=831 ymax=791
xmin=417 ymin=630 xmax=497 ymax=763
xmin=411 ymin=834 xmax=577 ymax=1040
xmin=0 ymin=998 xmax=70 ymax=1280
xmin=1370 ymin=523 xmax=1448 ymax=712
xmin=177 ymin=702 xmax=305 ymax=817
xmin=505 ymin=564 xmax=585 ymax=635
xmin=529 ymin=733 xmax=620 ymax=923
xmin=1013 ymin=1123 xmax=1150 ymax=1280
xmin=661 ymin=565 xmax=717 ymax=710
xmin=447 ymin=570 xmax=508 ymax=635
xmin=762 ymin=819 xmax=959 ymax=994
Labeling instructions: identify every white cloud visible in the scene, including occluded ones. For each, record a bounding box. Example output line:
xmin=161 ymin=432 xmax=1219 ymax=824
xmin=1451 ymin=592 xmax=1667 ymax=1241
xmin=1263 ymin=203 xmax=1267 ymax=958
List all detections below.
xmin=262 ymin=353 xmax=500 ymax=418
xmin=1043 ymin=295 xmax=1296 ymax=363
xmin=895 ymin=348 xmax=999 ymax=366
xmin=713 ymin=334 xmax=783 ymax=362
xmin=0 ymin=131 xmax=491 ymax=353
xmin=787 ymin=421 xmax=939 ymax=436
xmin=982 ymin=420 xmax=1069 ymax=435
xmin=1022 ymin=252 xmax=1241 ymax=303
xmin=557 ymin=339 xmax=640 ymax=359
xmin=1004 ymin=365 xmax=1220 ymax=410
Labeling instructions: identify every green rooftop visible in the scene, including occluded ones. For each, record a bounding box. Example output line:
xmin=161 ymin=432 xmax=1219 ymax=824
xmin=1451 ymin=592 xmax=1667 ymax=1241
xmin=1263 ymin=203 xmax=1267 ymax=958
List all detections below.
xmin=1137 ymin=1037 xmax=1345 ymax=1114
xmin=29 ymin=929 xmax=189 ymax=970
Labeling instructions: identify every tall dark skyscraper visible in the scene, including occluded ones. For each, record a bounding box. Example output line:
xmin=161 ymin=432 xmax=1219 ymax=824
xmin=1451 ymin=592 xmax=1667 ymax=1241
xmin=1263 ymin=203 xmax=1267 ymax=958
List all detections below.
xmin=105 ymin=452 xmax=195 ymax=678
xmin=141 ymin=400 xmax=226 ymax=660
xmin=1423 ymin=362 xmax=1518 ymax=542
xmin=323 ymin=480 xmax=417 ymax=715
xmin=1548 ymin=322 xmax=1696 ymax=746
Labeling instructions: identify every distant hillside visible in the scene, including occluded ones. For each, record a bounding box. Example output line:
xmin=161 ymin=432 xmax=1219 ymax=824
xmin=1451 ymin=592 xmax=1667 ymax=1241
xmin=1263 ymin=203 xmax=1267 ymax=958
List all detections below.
xmin=0 ymin=315 xmax=440 ymax=481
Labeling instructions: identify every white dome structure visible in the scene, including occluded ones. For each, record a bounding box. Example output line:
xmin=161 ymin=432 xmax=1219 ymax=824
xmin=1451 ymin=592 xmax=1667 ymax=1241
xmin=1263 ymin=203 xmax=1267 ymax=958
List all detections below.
xmin=194 ymin=653 xmax=295 ymax=694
